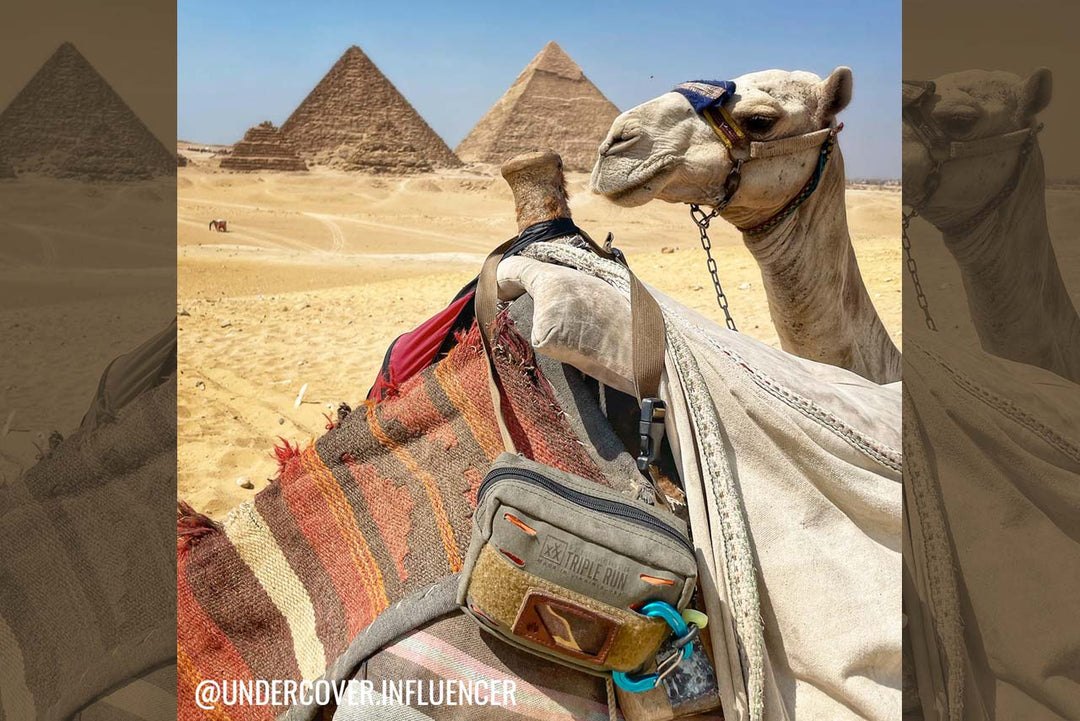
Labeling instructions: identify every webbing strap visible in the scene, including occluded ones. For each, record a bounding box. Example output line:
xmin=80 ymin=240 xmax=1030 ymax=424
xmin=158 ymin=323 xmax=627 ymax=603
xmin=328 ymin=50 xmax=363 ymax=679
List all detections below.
xmin=702 ymin=104 xmax=749 ymax=156
xmin=749 ymin=126 xmax=835 ymax=159
xmin=476 ymin=238 xmax=518 ymax=452
xmin=630 ymin=272 xmax=665 ymax=400
xmin=475 ymin=238 xmax=667 ymax=453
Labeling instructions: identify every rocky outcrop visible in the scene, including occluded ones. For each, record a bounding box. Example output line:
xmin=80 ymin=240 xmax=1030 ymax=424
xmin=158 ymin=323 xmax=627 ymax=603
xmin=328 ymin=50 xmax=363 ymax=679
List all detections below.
xmin=280 ymin=46 xmax=460 ymax=174
xmin=220 ymin=122 xmax=307 ymax=172
xmin=455 ymin=42 xmax=619 ymax=172
xmin=0 ymin=42 xmax=174 ymax=181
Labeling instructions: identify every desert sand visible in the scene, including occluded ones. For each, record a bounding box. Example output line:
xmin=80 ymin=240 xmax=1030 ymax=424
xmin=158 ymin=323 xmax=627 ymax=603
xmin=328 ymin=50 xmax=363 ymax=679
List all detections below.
xmin=177 ymin=154 xmax=904 ymax=517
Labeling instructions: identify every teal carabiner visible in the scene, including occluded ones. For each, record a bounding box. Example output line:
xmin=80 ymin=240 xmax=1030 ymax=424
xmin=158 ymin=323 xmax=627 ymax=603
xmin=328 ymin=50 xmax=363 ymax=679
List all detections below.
xmin=611 ymin=601 xmax=694 ymax=693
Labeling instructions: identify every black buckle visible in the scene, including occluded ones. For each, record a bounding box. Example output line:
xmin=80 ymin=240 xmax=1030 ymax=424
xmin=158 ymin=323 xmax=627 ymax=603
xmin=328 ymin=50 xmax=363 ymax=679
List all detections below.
xmin=637 ymin=397 xmax=667 ymax=472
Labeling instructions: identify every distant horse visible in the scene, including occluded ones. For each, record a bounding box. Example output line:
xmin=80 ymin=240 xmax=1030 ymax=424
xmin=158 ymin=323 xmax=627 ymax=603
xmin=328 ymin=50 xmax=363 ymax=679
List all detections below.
xmin=208 ymin=219 xmax=227 ymax=232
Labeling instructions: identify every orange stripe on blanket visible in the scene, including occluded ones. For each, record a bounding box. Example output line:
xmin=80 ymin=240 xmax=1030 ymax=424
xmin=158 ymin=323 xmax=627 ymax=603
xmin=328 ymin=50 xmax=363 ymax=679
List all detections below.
xmin=176 ymin=568 xmax=254 ymax=721
xmin=367 ymin=403 xmax=464 ymax=572
xmin=433 ymin=347 xmax=504 ymax=460
xmin=301 ymin=448 xmax=389 ymax=622
xmin=344 ymin=458 xmax=414 ymax=584
xmin=453 ymin=345 xmax=557 ymax=464
xmin=277 ymin=464 xmax=369 ymax=639
xmin=178 ymin=647 xmax=235 ymax=721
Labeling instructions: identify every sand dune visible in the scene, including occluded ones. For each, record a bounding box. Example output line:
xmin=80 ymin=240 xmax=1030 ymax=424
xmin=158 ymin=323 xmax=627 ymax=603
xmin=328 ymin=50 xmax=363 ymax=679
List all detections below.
xmin=178 ymin=163 xmax=902 ymax=517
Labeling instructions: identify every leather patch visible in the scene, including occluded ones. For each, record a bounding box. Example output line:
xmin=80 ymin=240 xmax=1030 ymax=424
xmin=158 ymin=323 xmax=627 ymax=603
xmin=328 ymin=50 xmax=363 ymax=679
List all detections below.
xmin=512 ymin=588 xmax=619 ymax=664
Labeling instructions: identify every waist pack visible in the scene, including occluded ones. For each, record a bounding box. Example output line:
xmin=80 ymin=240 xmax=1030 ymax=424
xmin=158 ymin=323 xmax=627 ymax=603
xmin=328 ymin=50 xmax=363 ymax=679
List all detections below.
xmin=458 ymin=237 xmax=699 ymax=681
xmin=459 ymin=452 xmax=697 ymax=675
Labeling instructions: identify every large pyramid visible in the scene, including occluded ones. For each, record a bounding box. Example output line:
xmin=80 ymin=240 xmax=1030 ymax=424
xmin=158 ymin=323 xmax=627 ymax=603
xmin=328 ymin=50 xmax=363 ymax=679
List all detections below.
xmin=280 ymin=45 xmax=460 ymax=173
xmin=220 ymin=121 xmax=307 ymax=172
xmin=455 ymin=42 xmax=620 ymax=172
xmin=0 ymin=42 xmax=174 ymax=181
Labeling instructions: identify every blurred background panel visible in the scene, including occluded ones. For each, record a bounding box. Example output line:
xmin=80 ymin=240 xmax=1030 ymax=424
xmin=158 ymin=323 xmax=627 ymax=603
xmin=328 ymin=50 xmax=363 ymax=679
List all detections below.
xmin=902 ymin=1 xmax=1080 ymax=719
xmin=0 ymin=1 xmax=177 ymax=719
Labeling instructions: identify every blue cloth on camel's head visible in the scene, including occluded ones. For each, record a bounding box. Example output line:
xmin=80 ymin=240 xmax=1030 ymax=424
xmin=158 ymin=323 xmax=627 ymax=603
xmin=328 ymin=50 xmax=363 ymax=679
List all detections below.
xmin=673 ymin=80 xmax=736 ymax=113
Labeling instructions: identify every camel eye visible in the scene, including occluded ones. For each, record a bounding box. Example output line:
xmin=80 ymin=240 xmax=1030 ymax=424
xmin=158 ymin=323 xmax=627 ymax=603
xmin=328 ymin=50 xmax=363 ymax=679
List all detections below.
xmin=941 ymin=114 xmax=978 ymax=138
xmin=743 ymin=115 xmax=778 ymax=135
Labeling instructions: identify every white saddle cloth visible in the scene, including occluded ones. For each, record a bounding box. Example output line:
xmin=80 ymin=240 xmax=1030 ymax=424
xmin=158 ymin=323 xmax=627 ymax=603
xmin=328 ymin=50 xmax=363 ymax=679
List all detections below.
xmin=498 ymin=245 xmax=903 ymax=721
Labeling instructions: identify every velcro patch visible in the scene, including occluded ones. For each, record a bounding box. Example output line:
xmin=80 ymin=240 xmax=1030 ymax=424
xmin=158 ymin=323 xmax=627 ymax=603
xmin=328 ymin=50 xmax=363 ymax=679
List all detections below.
xmin=512 ymin=589 xmax=619 ymax=664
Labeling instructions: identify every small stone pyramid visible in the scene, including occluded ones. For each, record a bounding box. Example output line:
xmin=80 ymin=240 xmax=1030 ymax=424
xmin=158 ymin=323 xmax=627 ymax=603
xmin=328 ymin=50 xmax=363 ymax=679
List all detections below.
xmin=281 ymin=45 xmax=460 ymax=173
xmin=456 ymin=42 xmax=620 ymax=172
xmin=220 ymin=121 xmax=307 ymax=172
xmin=0 ymin=42 xmax=174 ymax=181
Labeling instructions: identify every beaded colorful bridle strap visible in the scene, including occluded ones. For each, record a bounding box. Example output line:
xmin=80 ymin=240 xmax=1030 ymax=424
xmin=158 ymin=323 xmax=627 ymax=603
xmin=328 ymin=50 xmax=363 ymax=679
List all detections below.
xmin=738 ymin=126 xmax=841 ymax=237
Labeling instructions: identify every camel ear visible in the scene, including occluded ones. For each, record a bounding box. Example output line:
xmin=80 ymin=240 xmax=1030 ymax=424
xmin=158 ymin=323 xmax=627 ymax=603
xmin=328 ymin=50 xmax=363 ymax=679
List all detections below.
xmin=820 ymin=67 xmax=854 ymax=118
xmin=1020 ymin=67 xmax=1052 ymax=120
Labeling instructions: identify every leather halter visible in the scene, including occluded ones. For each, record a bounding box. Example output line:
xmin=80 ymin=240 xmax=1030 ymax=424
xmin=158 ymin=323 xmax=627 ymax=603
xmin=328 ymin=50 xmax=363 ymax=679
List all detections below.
xmin=697 ymin=104 xmax=843 ymax=234
xmin=678 ymin=81 xmax=844 ymax=330
xmin=903 ymin=79 xmax=1042 ymax=229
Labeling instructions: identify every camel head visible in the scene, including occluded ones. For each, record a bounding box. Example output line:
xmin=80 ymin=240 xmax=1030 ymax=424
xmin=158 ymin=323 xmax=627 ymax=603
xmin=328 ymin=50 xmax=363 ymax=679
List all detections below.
xmin=902 ymin=68 xmax=1051 ymax=227
xmin=591 ymin=68 xmax=853 ymax=227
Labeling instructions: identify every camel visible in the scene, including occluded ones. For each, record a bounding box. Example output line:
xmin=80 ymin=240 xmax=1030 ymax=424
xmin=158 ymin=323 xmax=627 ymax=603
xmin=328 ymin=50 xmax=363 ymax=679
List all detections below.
xmin=176 ymin=149 xmax=901 ymax=721
xmin=902 ymin=68 xmax=1080 ymax=383
xmin=590 ymin=68 xmax=901 ymax=385
xmin=208 ymin=218 xmax=227 ymax=232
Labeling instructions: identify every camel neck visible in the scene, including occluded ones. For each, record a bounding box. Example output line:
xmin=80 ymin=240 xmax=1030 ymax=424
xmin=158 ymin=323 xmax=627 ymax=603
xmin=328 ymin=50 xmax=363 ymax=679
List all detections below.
xmin=943 ymin=147 xmax=1080 ymax=382
xmin=740 ymin=149 xmax=901 ymax=384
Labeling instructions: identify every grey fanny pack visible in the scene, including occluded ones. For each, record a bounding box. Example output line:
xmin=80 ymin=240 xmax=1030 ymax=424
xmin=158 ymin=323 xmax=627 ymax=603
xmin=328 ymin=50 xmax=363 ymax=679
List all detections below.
xmin=457 ymin=238 xmax=699 ymax=679
xmin=458 ymin=452 xmax=698 ymax=676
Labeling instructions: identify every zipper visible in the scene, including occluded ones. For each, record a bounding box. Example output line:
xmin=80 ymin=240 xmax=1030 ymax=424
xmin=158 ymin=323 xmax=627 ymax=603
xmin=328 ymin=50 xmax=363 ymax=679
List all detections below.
xmin=478 ymin=467 xmax=693 ymax=555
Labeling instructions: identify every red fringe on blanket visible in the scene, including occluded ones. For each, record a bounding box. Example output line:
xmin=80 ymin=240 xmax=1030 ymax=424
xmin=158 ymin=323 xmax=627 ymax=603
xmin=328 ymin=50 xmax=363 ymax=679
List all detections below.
xmin=271 ymin=437 xmax=304 ymax=476
xmin=177 ymin=501 xmax=220 ymax=555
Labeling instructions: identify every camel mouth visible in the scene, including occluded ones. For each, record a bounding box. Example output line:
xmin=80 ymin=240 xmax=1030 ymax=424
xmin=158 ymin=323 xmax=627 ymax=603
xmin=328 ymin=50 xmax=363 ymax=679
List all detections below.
xmin=590 ymin=155 xmax=677 ymax=207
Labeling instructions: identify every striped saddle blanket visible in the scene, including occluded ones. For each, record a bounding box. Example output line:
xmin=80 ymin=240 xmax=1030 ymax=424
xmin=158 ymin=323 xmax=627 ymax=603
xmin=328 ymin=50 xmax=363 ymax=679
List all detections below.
xmin=176 ymin=317 xmax=627 ymax=721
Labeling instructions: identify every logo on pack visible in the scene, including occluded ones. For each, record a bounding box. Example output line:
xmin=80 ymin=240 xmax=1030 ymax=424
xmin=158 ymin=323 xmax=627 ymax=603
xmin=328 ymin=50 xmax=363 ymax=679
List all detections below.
xmin=540 ymin=536 xmax=567 ymax=565
xmin=537 ymin=531 xmax=629 ymax=594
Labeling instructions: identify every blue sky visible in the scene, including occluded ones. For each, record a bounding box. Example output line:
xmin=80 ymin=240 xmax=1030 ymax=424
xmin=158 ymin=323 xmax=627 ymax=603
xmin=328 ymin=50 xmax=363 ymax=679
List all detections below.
xmin=179 ymin=0 xmax=900 ymax=178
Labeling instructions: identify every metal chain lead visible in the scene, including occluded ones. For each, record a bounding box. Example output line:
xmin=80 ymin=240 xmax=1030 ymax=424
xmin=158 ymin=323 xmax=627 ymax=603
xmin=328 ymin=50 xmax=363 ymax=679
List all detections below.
xmin=690 ymin=204 xmax=738 ymax=331
xmin=901 ymin=208 xmax=937 ymax=331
